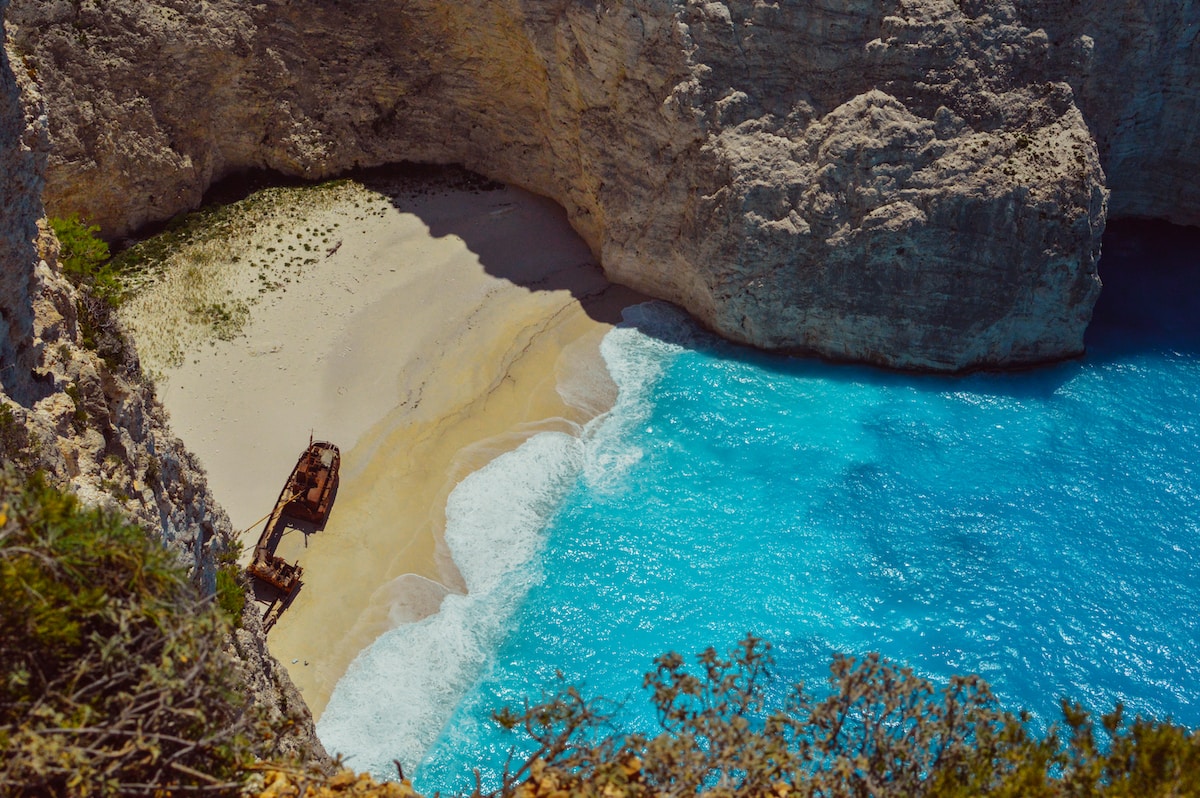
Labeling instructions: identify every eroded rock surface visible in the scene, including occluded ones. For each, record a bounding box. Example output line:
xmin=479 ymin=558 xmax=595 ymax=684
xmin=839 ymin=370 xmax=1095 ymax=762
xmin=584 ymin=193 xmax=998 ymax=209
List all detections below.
xmin=4 ymin=0 xmax=1196 ymax=369
xmin=0 ymin=0 xmax=326 ymax=764
xmin=1017 ymin=0 xmax=1200 ymax=226
xmin=0 ymin=18 xmax=48 ymax=404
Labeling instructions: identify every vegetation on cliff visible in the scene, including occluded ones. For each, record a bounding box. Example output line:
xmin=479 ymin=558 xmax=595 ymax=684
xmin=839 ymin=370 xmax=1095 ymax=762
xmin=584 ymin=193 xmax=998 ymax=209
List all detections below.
xmin=49 ymin=215 xmax=119 ymax=306
xmin=0 ymin=468 xmax=261 ymax=795
xmin=111 ymin=178 xmax=373 ymax=376
xmin=49 ymin=215 xmax=137 ymax=376
xmin=246 ymin=638 xmax=1200 ymax=797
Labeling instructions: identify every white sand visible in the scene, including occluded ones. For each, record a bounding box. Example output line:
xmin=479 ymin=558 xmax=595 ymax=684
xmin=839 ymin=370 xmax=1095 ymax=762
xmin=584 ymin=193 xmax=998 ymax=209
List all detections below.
xmin=121 ymin=174 xmax=641 ymax=717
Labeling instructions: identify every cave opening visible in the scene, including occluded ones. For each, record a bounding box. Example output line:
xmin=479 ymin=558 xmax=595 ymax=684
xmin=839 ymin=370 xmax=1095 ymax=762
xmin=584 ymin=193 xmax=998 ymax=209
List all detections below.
xmin=1086 ymin=219 xmax=1200 ymax=358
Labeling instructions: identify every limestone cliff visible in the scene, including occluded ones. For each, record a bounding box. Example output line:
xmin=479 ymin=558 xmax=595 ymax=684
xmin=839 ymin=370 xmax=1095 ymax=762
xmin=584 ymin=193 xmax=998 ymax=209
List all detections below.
xmin=2 ymin=1 xmax=1200 ymax=369
xmin=1017 ymin=0 xmax=1200 ymax=226
xmin=0 ymin=0 xmax=326 ymax=765
xmin=3 ymin=1 xmax=1196 ymax=368
xmin=0 ymin=0 xmax=1194 ymax=779
xmin=0 ymin=1 xmax=46 ymax=407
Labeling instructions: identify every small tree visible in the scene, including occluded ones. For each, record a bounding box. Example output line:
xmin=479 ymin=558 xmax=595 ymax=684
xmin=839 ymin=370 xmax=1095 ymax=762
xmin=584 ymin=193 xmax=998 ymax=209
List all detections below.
xmin=49 ymin=216 xmax=138 ymax=372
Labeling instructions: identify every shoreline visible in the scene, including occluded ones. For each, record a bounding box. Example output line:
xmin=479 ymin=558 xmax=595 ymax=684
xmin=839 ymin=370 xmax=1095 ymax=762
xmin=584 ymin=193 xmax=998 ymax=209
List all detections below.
xmin=268 ymin=283 xmax=637 ymax=717
xmin=120 ymin=172 xmax=643 ymax=718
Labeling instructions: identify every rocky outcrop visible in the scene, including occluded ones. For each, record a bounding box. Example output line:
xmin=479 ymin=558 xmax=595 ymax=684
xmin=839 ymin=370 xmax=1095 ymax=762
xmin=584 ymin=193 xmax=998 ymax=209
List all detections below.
xmin=3 ymin=1 xmax=1195 ymax=369
xmin=0 ymin=0 xmax=327 ymax=765
xmin=1016 ymin=0 xmax=1200 ymax=226
xmin=0 ymin=15 xmax=48 ymax=405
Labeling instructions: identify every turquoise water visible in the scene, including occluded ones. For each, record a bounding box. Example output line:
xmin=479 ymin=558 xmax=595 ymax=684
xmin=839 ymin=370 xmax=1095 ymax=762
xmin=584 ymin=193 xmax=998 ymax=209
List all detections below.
xmin=317 ymin=223 xmax=1200 ymax=792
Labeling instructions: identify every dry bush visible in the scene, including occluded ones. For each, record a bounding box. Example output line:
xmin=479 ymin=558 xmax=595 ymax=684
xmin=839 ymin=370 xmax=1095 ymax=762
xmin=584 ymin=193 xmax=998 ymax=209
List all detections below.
xmin=488 ymin=636 xmax=1200 ymax=798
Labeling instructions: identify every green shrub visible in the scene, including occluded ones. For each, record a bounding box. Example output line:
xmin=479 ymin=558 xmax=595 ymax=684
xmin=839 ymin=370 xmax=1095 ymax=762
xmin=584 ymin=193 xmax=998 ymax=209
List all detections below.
xmin=0 ymin=404 xmax=24 ymax=464
xmin=50 ymin=216 xmax=136 ymax=371
xmin=0 ymin=469 xmax=261 ymax=796
xmin=49 ymin=215 xmax=119 ymax=306
xmin=215 ymin=563 xmax=246 ymax=629
xmin=142 ymin=455 xmax=161 ymax=488
xmin=213 ymin=540 xmax=246 ymax=629
xmin=62 ymin=381 xmax=88 ymax=431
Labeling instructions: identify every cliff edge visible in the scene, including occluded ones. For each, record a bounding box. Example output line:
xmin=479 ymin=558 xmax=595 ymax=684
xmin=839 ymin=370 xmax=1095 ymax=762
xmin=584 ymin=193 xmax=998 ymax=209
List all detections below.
xmin=8 ymin=1 xmax=1195 ymax=370
xmin=0 ymin=0 xmax=326 ymax=765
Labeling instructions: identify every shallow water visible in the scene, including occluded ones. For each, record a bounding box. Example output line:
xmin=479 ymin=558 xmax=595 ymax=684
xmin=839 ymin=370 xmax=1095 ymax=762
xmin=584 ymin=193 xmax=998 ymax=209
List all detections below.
xmin=318 ymin=222 xmax=1200 ymax=792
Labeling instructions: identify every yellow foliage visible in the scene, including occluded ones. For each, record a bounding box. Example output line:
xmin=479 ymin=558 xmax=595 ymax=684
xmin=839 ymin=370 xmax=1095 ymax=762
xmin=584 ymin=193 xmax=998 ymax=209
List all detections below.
xmin=251 ymin=769 xmax=418 ymax=798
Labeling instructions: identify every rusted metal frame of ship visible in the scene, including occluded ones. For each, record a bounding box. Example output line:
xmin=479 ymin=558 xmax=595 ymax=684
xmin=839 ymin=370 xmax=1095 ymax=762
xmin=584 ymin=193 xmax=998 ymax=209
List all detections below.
xmin=248 ymin=438 xmax=340 ymax=630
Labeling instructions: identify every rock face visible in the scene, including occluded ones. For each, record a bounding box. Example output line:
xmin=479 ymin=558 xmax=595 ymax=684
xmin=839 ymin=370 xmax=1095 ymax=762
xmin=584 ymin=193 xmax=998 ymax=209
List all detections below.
xmin=0 ymin=0 xmax=1192 ymax=774
xmin=1017 ymin=0 xmax=1200 ymax=226
xmin=0 ymin=10 xmax=48 ymax=405
xmin=3 ymin=1 xmax=1196 ymax=370
xmin=0 ymin=0 xmax=327 ymax=765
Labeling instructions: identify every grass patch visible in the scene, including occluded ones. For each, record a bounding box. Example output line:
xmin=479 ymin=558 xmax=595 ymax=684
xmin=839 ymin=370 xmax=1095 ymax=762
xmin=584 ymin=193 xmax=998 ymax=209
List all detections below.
xmin=188 ymin=300 xmax=250 ymax=341
xmin=116 ymin=179 xmax=368 ymax=375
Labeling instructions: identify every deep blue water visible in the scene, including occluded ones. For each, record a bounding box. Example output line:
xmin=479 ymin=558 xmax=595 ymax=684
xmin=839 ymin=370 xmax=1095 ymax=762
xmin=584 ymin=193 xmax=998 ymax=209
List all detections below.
xmin=318 ymin=222 xmax=1200 ymax=792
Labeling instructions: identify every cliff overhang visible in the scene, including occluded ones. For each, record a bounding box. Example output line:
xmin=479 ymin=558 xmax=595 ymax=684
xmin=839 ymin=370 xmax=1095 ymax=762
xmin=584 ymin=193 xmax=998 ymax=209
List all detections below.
xmin=5 ymin=0 xmax=1199 ymax=372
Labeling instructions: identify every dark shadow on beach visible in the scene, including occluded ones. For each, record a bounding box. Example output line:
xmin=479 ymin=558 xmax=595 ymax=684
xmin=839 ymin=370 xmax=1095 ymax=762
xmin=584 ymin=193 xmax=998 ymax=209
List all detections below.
xmin=192 ymin=164 xmax=1198 ymax=399
xmin=355 ymin=162 xmax=648 ymax=327
xmin=343 ymin=163 xmax=1076 ymax=401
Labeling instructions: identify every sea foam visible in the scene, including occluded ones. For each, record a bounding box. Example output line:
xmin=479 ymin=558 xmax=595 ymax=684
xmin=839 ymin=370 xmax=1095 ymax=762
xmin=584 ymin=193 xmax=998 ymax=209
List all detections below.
xmin=407 ymin=283 xmax=1200 ymax=794
xmin=316 ymin=430 xmax=584 ymax=778
xmin=316 ymin=303 xmax=689 ymax=780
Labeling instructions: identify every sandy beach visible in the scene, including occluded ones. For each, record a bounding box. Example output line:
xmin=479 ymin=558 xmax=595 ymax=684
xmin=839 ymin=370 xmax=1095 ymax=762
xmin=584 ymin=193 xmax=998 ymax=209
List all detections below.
xmin=120 ymin=169 xmax=642 ymax=718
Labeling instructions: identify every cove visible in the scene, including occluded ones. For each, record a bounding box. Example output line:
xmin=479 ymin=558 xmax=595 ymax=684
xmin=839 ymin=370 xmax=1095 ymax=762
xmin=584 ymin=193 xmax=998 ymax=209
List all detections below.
xmin=318 ymin=221 xmax=1200 ymax=792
